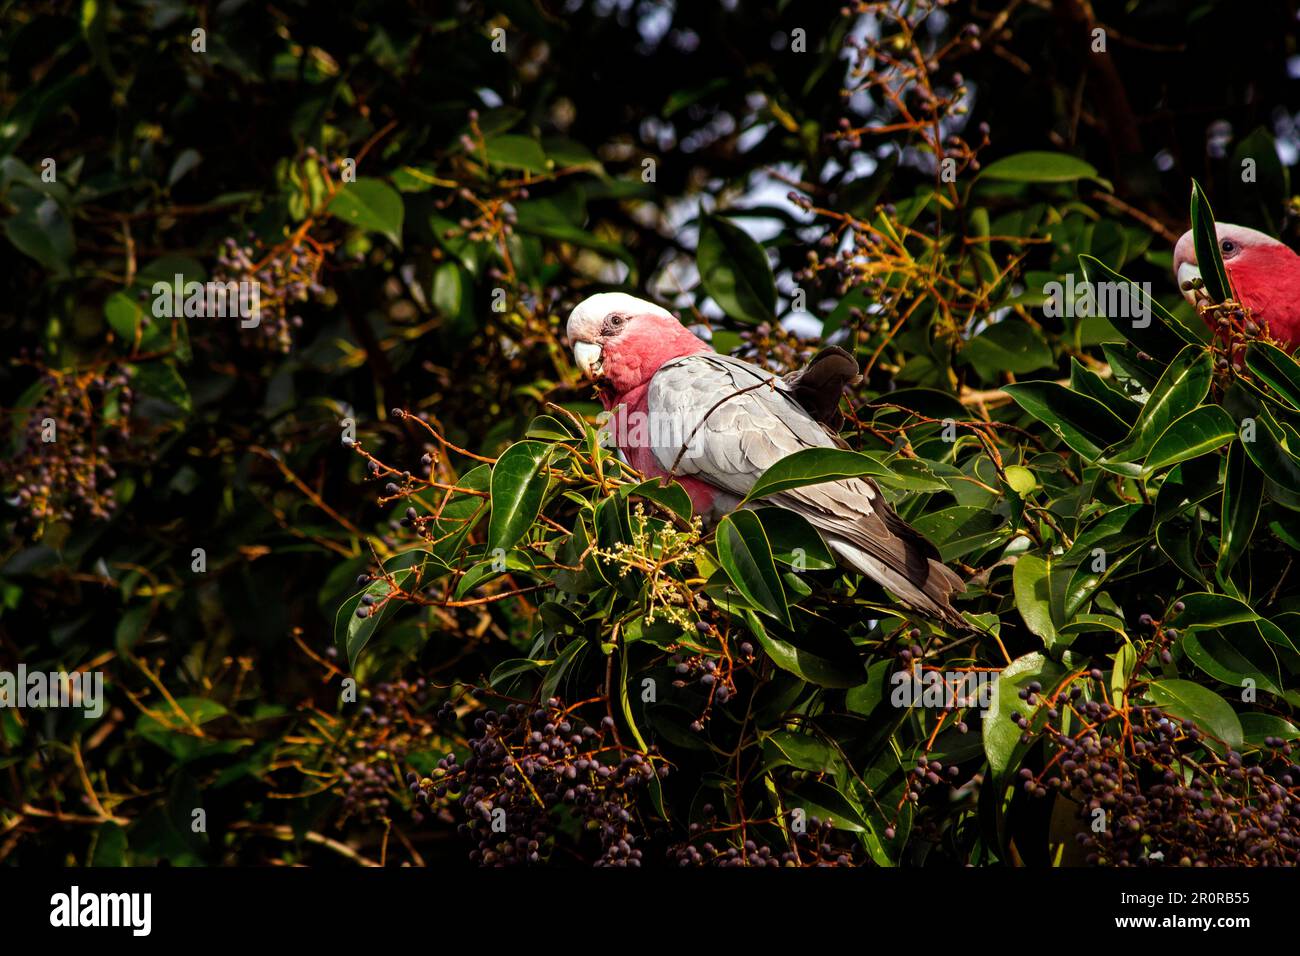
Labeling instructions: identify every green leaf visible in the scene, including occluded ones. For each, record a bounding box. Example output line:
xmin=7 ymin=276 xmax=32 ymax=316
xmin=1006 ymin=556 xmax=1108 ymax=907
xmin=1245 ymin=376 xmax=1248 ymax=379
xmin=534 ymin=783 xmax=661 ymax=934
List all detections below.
xmin=983 ymin=652 xmax=1066 ymax=776
xmin=133 ymin=361 xmax=192 ymax=414
xmin=105 ymin=291 xmax=163 ymax=348
xmin=337 ymin=551 xmax=426 ymax=668
xmin=754 ymin=507 xmax=836 ymax=570
xmin=1003 ymin=381 xmax=1128 ymax=461
xmin=454 ymin=549 xmax=532 ymax=599
xmin=760 ymin=730 xmax=842 ymax=775
xmin=1230 ymin=127 xmax=1290 ymax=235
xmin=1242 ymin=404 xmax=1300 ymax=492
xmin=1063 ymin=545 xmax=1137 ymax=620
xmin=1170 ymin=592 xmax=1260 ymax=629
xmin=742 ymin=611 xmax=862 ymax=687
xmin=1190 ymin=180 xmax=1230 ymax=303
xmin=785 ymin=778 xmax=868 ymax=832
xmin=1245 ymin=341 xmax=1300 ymax=410
xmin=136 ymin=697 xmax=228 ymax=739
xmin=542 ymin=136 xmax=604 ymax=174
xmin=488 ymin=441 xmax=552 ymax=552
xmin=717 ymin=510 xmax=788 ymax=625
xmin=327 ymin=177 xmax=404 ymax=248
xmin=1157 ymin=518 xmax=1206 ymax=584
xmin=1239 ymin=713 xmax=1300 ymax=746
xmin=4 ymin=187 xmax=74 ymax=277
xmin=1154 ymin=455 xmax=1222 ymax=523
xmin=1069 ymin=358 xmax=1140 ymax=425
xmin=623 ymin=479 xmax=693 ymax=520
xmin=1060 ymin=503 xmax=1150 ymax=564
xmin=90 ymin=822 xmax=127 ymax=866
xmin=81 ymin=0 xmax=118 ymax=83
xmin=1111 ymin=643 xmax=1137 ymax=700
xmin=484 ymin=134 xmax=550 ymax=174
xmin=1183 ymin=625 xmax=1281 ymax=696
xmin=743 ymin=447 xmax=893 ymax=503
xmin=1143 ymin=405 xmax=1236 ymax=474
xmin=697 ymin=214 xmax=776 ymax=324
xmin=421 ymin=464 xmax=490 ymax=564
xmin=961 ymin=320 xmax=1055 ymax=378
xmin=1003 ymin=465 xmax=1037 ymax=496
xmin=1146 ymin=679 xmax=1242 ymax=750
xmin=1103 ymin=342 xmax=1165 ymax=394
xmin=870 ymin=455 xmax=949 ymax=493
xmin=1114 ymin=345 xmax=1213 ymax=462
xmin=1217 ymin=440 xmax=1263 ymax=580
xmin=1078 ymin=255 xmax=1200 ymax=361
xmin=977 ymin=151 xmax=1106 ymax=186
xmin=912 ymin=507 xmax=1009 ymax=562
xmin=515 ymin=199 xmax=637 ymax=273
xmin=554 ymin=516 xmax=601 ymax=595
xmin=1013 ymin=554 xmax=1058 ymax=648
xmin=540 ymin=639 xmax=587 ymax=703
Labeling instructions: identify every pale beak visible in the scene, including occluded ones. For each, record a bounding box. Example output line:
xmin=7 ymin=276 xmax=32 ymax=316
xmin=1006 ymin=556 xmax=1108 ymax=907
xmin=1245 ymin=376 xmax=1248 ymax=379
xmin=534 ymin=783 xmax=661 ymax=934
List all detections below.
xmin=573 ymin=341 xmax=603 ymax=378
xmin=1176 ymin=261 xmax=1203 ymax=304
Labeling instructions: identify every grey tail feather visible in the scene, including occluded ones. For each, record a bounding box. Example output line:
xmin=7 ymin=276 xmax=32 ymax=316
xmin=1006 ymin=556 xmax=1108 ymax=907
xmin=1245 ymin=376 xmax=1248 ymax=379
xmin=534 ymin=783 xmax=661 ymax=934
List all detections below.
xmin=826 ymin=538 xmax=971 ymax=632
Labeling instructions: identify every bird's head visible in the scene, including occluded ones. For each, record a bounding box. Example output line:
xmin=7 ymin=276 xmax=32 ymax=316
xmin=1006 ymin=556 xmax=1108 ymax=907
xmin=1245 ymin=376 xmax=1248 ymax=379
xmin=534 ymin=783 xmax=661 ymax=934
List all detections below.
xmin=1173 ymin=222 xmax=1299 ymax=310
xmin=565 ymin=292 xmax=710 ymax=404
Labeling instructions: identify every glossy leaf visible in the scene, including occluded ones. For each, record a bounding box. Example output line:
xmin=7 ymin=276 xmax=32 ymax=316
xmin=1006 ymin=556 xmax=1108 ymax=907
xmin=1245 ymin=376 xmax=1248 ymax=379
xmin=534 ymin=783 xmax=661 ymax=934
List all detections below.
xmin=1013 ymin=554 xmax=1058 ymax=648
xmin=697 ymin=214 xmax=776 ymax=325
xmin=1189 ymin=180 xmax=1230 ymax=303
xmin=1217 ymin=440 xmax=1262 ymax=580
xmin=983 ymin=652 xmax=1066 ymax=776
xmin=327 ymin=177 xmax=405 ymax=248
xmin=1113 ymin=345 xmax=1212 ymax=462
xmin=743 ymin=447 xmax=893 ymax=503
xmin=1003 ymin=381 xmax=1128 ymax=461
xmin=488 ymin=441 xmax=553 ymax=552
xmin=1078 ymin=255 xmax=1200 ymax=360
xmin=1142 ymin=405 xmax=1236 ymax=474
xmin=977 ymin=151 xmax=1106 ymax=185
xmin=1245 ymin=341 xmax=1300 ymax=410
xmin=717 ymin=510 xmax=789 ymax=625
xmin=1147 ymin=679 xmax=1243 ymax=750
xmin=742 ymin=611 xmax=863 ymax=687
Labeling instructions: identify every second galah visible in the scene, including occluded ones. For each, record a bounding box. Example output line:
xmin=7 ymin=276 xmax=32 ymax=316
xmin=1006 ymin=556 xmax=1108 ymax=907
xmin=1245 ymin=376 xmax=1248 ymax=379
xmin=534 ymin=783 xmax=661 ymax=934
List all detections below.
xmin=1173 ymin=223 xmax=1300 ymax=347
xmin=566 ymin=292 xmax=967 ymax=629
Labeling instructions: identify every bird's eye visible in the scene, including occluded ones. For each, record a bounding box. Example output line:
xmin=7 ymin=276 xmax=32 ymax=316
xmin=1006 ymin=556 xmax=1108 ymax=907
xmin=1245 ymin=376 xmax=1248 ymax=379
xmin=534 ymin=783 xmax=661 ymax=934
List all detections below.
xmin=607 ymin=313 xmax=627 ymax=328
xmin=1220 ymin=239 xmax=1237 ymax=255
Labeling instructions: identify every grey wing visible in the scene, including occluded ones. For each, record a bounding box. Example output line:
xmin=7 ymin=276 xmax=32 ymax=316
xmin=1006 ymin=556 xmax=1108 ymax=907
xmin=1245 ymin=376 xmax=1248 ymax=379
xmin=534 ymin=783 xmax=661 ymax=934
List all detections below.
xmin=646 ymin=353 xmax=966 ymax=628
xmin=645 ymin=353 xmax=837 ymax=497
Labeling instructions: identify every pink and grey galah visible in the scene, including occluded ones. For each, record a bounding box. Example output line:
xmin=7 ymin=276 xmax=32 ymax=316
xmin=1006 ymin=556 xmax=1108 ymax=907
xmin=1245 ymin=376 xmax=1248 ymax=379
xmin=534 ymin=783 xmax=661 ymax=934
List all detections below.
xmin=566 ymin=292 xmax=967 ymax=629
xmin=1173 ymin=223 xmax=1300 ymax=348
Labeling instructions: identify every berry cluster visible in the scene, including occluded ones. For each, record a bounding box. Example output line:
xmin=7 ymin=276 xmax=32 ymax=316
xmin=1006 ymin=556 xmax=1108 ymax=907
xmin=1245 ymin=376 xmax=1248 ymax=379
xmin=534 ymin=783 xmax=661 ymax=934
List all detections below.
xmin=730 ymin=320 xmax=818 ymax=372
xmin=2 ymin=361 xmax=131 ymax=530
xmin=336 ymin=677 xmax=440 ymax=824
xmin=213 ymin=231 xmax=329 ymax=353
xmin=1024 ymin=698 xmax=1299 ymax=866
xmin=670 ymin=810 xmax=862 ymax=867
xmin=417 ymin=699 xmax=665 ymax=866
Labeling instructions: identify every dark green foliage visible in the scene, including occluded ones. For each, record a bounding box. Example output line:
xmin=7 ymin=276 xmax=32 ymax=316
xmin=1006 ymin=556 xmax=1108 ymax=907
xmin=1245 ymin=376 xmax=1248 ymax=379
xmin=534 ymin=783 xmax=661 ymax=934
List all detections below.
xmin=2 ymin=1 xmax=1299 ymax=867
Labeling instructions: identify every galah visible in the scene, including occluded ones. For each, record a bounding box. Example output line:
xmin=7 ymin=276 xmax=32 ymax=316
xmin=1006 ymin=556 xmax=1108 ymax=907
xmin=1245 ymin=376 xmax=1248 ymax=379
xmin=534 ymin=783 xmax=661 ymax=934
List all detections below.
xmin=1173 ymin=223 xmax=1300 ymax=347
xmin=566 ymin=292 xmax=967 ymax=629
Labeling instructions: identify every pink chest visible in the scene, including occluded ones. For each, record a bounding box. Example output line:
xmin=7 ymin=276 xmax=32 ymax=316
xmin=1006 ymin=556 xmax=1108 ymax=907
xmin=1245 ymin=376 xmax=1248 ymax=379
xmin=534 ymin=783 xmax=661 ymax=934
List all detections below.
xmin=608 ymin=387 xmax=720 ymax=519
xmin=1228 ymin=260 xmax=1300 ymax=347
